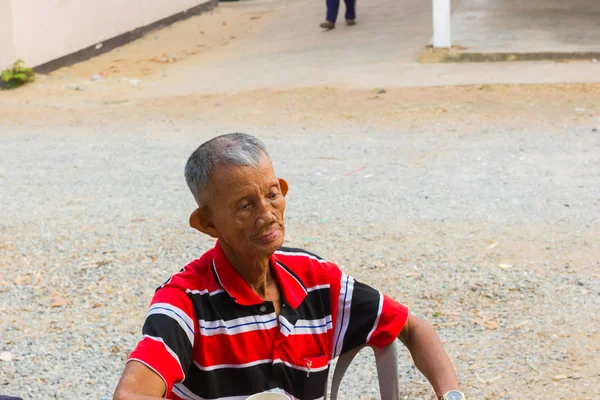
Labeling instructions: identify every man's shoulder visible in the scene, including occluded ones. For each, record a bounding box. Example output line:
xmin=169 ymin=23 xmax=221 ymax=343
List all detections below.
xmin=274 ymin=246 xmax=340 ymax=284
xmin=274 ymin=247 xmax=335 ymax=275
xmin=158 ymin=248 xmax=216 ymax=294
xmin=275 ymin=246 xmax=328 ymax=264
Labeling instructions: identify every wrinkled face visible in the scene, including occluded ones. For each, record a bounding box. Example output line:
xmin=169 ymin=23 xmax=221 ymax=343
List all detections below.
xmin=208 ymin=154 xmax=286 ymax=259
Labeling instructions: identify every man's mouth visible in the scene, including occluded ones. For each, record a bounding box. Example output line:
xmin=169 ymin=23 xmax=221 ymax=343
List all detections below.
xmin=257 ymin=229 xmax=279 ymax=242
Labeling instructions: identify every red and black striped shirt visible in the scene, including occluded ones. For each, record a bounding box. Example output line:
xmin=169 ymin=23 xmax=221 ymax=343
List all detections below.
xmin=129 ymin=241 xmax=408 ymax=400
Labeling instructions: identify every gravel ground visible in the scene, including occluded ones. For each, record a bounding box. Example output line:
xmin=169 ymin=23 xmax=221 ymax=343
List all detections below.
xmin=1 ymin=1 xmax=599 ymax=397
xmin=1 ymin=114 xmax=599 ymax=400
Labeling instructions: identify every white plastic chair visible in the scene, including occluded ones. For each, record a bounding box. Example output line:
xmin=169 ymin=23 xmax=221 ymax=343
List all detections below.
xmin=326 ymin=340 xmax=400 ymax=400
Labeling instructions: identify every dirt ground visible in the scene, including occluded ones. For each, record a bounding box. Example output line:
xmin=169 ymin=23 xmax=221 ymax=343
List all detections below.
xmin=1 ymin=1 xmax=600 ymax=400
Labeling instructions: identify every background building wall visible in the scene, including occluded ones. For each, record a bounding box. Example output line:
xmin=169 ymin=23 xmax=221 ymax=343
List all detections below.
xmin=0 ymin=0 xmax=17 ymax=68
xmin=0 ymin=0 xmax=213 ymax=69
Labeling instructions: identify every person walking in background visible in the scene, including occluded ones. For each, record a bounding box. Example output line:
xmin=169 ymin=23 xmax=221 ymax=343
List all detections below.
xmin=320 ymin=0 xmax=356 ymax=30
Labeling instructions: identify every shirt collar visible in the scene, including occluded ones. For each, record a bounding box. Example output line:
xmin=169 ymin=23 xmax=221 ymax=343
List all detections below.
xmin=212 ymin=240 xmax=307 ymax=309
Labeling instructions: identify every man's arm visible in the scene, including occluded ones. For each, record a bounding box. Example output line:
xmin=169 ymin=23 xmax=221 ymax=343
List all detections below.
xmin=116 ymin=285 xmax=195 ymax=399
xmin=113 ymin=360 xmax=167 ymax=400
xmin=398 ymin=314 xmax=460 ymax=398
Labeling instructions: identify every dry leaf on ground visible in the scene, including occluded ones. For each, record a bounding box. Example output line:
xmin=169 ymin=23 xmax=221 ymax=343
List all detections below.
xmin=52 ymin=297 xmax=70 ymax=307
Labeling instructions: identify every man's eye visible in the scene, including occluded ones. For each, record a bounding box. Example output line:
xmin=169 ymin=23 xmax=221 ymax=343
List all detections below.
xmin=240 ymin=203 xmax=251 ymax=210
xmin=268 ymin=192 xmax=279 ymax=200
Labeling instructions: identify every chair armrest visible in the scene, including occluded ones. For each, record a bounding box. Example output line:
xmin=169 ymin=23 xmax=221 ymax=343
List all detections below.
xmin=330 ymin=345 xmax=366 ymax=400
xmin=329 ymin=341 xmax=400 ymax=400
xmin=373 ymin=340 xmax=400 ymax=400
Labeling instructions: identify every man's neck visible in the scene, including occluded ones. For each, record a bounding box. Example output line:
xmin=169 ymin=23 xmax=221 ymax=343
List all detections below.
xmin=220 ymin=242 xmax=273 ymax=298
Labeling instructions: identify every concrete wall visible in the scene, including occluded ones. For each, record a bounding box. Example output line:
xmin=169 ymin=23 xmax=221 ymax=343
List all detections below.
xmin=0 ymin=1 xmax=17 ymax=67
xmin=0 ymin=0 xmax=213 ymax=69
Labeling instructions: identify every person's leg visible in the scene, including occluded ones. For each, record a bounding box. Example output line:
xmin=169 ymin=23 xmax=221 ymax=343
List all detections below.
xmin=326 ymin=0 xmax=340 ymax=23
xmin=344 ymin=0 xmax=356 ymax=21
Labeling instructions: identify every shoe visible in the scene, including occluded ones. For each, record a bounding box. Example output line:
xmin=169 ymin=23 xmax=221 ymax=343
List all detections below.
xmin=320 ymin=21 xmax=335 ymax=30
xmin=346 ymin=19 xmax=356 ymax=26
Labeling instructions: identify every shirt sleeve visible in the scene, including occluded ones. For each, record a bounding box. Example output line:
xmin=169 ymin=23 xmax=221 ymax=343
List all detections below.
xmin=128 ymin=286 xmax=196 ymax=397
xmin=329 ymin=265 xmax=409 ymax=358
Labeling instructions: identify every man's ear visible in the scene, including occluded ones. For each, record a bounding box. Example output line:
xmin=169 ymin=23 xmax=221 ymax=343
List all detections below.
xmin=279 ymin=178 xmax=289 ymax=197
xmin=189 ymin=207 xmax=219 ymax=238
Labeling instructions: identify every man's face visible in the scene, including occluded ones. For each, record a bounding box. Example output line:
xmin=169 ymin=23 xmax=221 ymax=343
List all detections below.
xmin=207 ymin=154 xmax=286 ymax=260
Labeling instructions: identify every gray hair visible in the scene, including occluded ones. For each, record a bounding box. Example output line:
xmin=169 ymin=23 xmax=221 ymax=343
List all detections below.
xmin=184 ymin=133 xmax=270 ymax=205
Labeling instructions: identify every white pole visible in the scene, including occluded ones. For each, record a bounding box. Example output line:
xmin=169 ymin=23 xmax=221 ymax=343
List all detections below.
xmin=433 ymin=0 xmax=451 ymax=48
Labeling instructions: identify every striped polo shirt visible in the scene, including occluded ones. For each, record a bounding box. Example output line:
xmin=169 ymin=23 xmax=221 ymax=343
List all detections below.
xmin=129 ymin=241 xmax=408 ymax=400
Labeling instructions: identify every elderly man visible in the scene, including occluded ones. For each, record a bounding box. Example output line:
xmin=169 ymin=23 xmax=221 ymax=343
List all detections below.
xmin=114 ymin=133 xmax=465 ymax=400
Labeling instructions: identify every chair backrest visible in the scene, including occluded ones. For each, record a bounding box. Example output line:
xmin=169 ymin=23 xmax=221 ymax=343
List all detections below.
xmin=326 ymin=340 xmax=400 ymax=400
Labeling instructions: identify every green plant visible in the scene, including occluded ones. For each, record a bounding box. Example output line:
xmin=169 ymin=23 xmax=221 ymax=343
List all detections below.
xmin=1 ymin=59 xmax=35 ymax=89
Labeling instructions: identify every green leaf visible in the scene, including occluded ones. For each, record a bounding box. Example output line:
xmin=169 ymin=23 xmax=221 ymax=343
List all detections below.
xmin=4 ymin=79 xmax=22 ymax=89
xmin=0 ymin=59 xmax=35 ymax=88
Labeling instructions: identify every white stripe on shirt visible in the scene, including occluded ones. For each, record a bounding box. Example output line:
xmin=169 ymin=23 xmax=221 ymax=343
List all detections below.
xmin=192 ymin=358 xmax=273 ymax=372
xmin=291 ymin=316 xmax=333 ymax=335
xmin=148 ymin=302 xmax=195 ymax=345
xmin=273 ymin=358 xmax=330 ymax=373
xmin=306 ymin=284 xmax=330 ymax=293
xmin=199 ymin=313 xmax=278 ymax=336
xmin=278 ymin=314 xmax=295 ymax=337
xmin=186 ymin=288 xmax=225 ymax=297
xmin=365 ymin=292 xmax=384 ymax=343
xmin=143 ymin=334 xmax=185 ymax=379
xmin=332 ymin=272 xmax=355 ymax=358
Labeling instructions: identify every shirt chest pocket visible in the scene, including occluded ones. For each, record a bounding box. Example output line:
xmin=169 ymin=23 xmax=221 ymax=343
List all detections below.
xmin=295 ymin=354 xmax=330 ymax=400
xmin=297 ymin=354 xmax=329 ymax=376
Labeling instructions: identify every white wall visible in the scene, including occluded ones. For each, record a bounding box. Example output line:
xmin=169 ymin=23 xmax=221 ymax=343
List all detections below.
xmin=0 ymin=0 xmax=212 ymax=69
xmin=0 ymin=0 xmax=17 ymax=68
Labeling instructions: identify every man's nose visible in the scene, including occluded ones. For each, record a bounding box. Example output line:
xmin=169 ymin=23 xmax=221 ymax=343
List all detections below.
xmin=255 ymin=198 xmax=276 ymax=227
